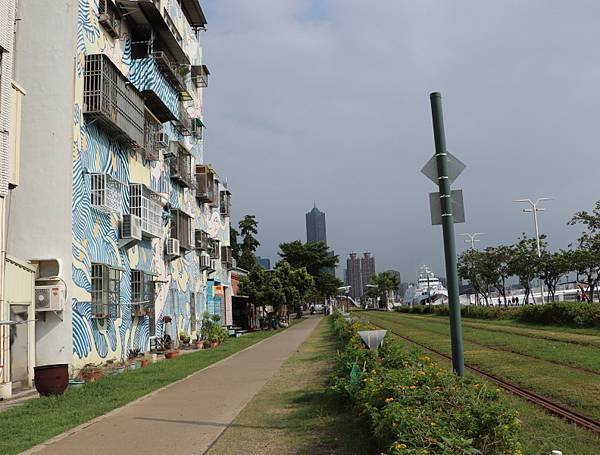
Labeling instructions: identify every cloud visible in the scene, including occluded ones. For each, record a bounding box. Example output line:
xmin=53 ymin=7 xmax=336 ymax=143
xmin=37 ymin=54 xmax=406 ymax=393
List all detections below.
xmin=201 ymin=0 xmax=600 ymax=281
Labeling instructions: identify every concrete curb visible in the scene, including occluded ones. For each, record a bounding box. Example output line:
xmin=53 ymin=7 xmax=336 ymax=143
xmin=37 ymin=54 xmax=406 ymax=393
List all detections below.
xmin=20 ymin=319 xmax=312 ymax=455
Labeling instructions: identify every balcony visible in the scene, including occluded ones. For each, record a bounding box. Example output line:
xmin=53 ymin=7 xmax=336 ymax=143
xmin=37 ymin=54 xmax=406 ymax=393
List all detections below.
xmin=128 ymin=57 xmax=179 ymax=122
xmin=169 ymin=141 xmax=194 ymax=188
xmin=83 ymin=54 xmax=145 ymax=150
xmin=221 ymin=246 xmax=233 ymax=267
xmin=117 ymin=0 xmax=200 ymax=65
xmin=180 ymin=0 xmax=207 ymax=29
xmin=151 ymin=51 xmax=193 ymax=101
xmin=191 ymin=64 xmax=209 ymax=88
xmin=172 ymin=102 xmax=193 ymax=136
xmin=195 ymin=164 xmax=215 ymax=204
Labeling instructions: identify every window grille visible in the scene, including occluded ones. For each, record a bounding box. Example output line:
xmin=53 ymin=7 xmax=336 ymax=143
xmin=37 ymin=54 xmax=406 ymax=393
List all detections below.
xmin=191 ymin=64 xmax=209 ymax=88
xmin=195 ymin=165 xmax=215 ymax=203
xmin=221 ymin=246 xmax=233 ymax=266
xmin=144 ymin=111 xmax=164 ymax=161
xmin=170 ymin=209 xmax=193 ymax=250
xmin=92 ymin=264 xmax=121 ymax=319
xmin=209 ymin=239 xmax=220 ymax=260
xmin=83 ymin=54 xmax=145 ymax=149
xmin=195 ymin=229 xmax=209 ymax=250
xmin=130 ymin=183 xmax=163 ymax=238
xmin=131 ymin=269 xmax=155 ymax=319
xmin=220 ymin=190 xmax=231 ymax=217
xmin=172 ymin=102 xmax=192 ymax=136
xmin=169 ymin=142 xmax=194 ymax=188
xmin=98 ymin=0 xmax=121 ymax=39
xmin=90 ymin=173 xmax=123 ymax=213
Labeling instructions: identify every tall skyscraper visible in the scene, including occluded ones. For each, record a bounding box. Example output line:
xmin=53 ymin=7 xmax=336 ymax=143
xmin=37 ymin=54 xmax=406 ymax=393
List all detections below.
xmin=361 ymin=252 xmax=376 ymax=288
xmin=345 ymin=252 xmax=377 ymax=299
xmin=306 ymin=203 xmax=327 ymax=244
xmin=346 ymin=253 xmax=362 ymax=299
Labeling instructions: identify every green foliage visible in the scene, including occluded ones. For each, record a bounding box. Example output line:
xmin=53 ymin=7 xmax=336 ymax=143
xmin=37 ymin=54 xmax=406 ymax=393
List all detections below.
xmin=274 ymin=260 xmax=315 ymax=314
xmin=238 ymin=215 xmax=260 ymax=270
xmin=279 ymin=240 xmax=341 ymax=299
xmin=367 ymin=271 xmax=401 ymax=306
xmin=200 ymin=312 xmax=228 ymax=342
xmin=330 ymin=313 xmax=522 ymax=454
xmin=239 ymin=266 xmax=285 ymax=310
xmin=230 ymin=226 xmax=241 ymax=261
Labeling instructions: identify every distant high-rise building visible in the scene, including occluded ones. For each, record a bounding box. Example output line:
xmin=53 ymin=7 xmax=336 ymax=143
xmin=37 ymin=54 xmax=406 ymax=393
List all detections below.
xmin=361 ymin=252 xmax=376 ymax=288
xmin=346 ymin=253 xmax=362 ymax=299
xmin=306 ymin=203 xmax=327 ymax=245
xmin=256 ymin=256 xmax=271 ymax=270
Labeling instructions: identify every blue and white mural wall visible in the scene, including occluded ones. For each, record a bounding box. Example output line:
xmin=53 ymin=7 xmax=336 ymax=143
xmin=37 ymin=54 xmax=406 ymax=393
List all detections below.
xmin=70 ymin=0 xmax=218 ymax=368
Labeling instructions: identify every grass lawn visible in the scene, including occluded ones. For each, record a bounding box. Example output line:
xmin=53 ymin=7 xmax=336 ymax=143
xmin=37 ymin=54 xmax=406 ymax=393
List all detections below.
xmin=362 ymin=311 xmax=600 ymax=420
xmin=375 ymin=312 xmax=600 ymax=373
xmin=208 ymin=317 xmax=373 ymax=455
xmin=367 ymin=318 xmax=600 ymax=454
xmin=0 ymin=328 xmax=285 ymax=455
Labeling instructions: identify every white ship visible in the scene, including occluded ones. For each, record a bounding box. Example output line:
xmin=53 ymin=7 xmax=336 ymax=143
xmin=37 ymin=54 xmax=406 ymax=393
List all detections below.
xmin=404 ymin=266 xmax=448 ymax=306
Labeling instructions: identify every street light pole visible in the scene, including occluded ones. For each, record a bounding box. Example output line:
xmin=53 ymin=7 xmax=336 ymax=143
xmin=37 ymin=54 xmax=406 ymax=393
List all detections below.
xmin=460 ymin=232 xmax=484 ymax=250
xmin=513 ymin=198 xmax=552 ymax=303
xmin=430 ymin=92 xmax=464 ymax=376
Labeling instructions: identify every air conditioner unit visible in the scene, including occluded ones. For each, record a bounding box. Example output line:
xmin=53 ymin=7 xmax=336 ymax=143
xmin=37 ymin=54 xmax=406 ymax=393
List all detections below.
xmin=199 ymin=254 xmax=210 ymax=270
xmin=35 ymin=283 xmax=66 ymax=312
xmin=121 ymin=214 xmax=142 ymax=241
xmin=166 ymin=238 xmax=180 ymax=256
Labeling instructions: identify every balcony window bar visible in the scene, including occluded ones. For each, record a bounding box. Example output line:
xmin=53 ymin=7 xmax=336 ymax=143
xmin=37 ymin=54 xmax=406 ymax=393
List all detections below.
xmin=150 ymin=51 xmax=193 ymax=101
xmin=144 ymin=111 xmax=164 ymax=161
xmin=90 ymin=173 xmax=123 ymax=213
xmin=130 ymin=183 xmax=163 ymax=238
xmin=169 ymin=142 xmax=194 ymax=188
xmin=191 ymin=64 xmax=209 ymax=88
xmin=195 ymin=164 xmax=215 ymax=203
xmin=195 ymin=229 xmax=209 ymax=250
xmin=221 ymin=246 xmax=233 ymax=266
xmin=170 ymin=209 xmax=193 ymax=250
xmin=92 ymin=264 xmax=121 ymax=319
xmin=172 ymin=102 xmax=192 ymax=136
xmin=209 ymin=239 xmax=220 ymax=260
xmin=83 ymin=54 xmax=145 ymax=150
xmin=131 ymin=270 xmax=155 ymax=318
xmin=219 ymin=190 xmax=231 ymax=217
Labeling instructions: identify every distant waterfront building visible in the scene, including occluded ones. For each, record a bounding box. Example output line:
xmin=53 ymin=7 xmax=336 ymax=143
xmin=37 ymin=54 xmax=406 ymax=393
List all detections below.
xmin=306 ymin=203 xmax=327 ymax=244
xmin=361 ymin=252 xmax=376 ymax=289
xmin=256 ymin=256 xmax=271 ymax=270
xmin=346 ymin=253 xmax=363 ymax=299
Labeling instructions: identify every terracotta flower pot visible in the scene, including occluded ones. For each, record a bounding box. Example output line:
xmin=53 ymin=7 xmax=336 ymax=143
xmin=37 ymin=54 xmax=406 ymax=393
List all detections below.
xmin=210 ymin=341 xmax=219 ymax=348
xmin=140 ymin=359 xmax=150 ymax=368
xmin=165 ymin=350 xmax=180 ymax=359
xmin=195 ymin=341 xmax=204 ymax=349
xmin=34 ymin=364 xmax=69 ymax=396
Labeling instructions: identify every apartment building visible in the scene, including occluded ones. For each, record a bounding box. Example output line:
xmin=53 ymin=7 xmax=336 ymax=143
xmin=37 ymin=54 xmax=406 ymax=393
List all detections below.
xmin=7 ymin=0 xmax=234 ymax=378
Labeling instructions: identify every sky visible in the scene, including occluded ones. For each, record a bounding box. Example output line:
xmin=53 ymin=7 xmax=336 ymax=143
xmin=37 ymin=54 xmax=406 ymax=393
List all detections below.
xmin=200 ymin=0 xmax=600 ymax=282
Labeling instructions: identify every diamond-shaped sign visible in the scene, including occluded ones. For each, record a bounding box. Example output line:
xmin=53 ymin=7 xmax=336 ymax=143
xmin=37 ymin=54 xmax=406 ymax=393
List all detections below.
xmin=421 ymin=151 xmax=466 ymax=185
xmin=358 ymin=330 xmax=387 ymax=350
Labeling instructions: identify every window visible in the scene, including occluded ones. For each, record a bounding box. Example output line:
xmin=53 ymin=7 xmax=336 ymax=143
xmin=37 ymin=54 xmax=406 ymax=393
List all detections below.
xmin=169 ymin=142 xmax=194 ymax=187
xmin=209 ymin=238 xmax=220 ymax=259
xmin=130 ymin=183 xmax=163 ymax=238
xmin=90 ymin=173 xmax=123 ymax=213
xmin=170 ymin=209 xmax=193 ymax=250
xmin=195 ymin=164 xmax=215 ymax=203
xmin=91 ymin=264 xmax=121 ymax=318
xmin=195 ymin=229 xmax=209 ymax=250
xmin=131 ymin=270 xmax=155 ymax=322
xmin=219 ymin=190 xmax=231 ymax=217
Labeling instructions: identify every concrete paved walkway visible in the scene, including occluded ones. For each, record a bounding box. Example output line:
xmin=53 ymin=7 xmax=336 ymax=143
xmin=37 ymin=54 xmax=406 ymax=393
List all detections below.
xmin=25 ymin=317 xmax=321 ymax=455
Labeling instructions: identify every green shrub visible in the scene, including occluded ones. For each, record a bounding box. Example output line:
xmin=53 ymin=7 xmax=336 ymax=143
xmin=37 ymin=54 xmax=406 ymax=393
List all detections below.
xmin=330 ymin=312 xmax=522 ymax=454
xmin=396 ymin=302 xmax=600 ymax=327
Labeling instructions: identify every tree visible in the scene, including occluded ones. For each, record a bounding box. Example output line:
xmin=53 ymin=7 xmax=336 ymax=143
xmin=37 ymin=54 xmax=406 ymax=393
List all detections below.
xmin=508 ymin=235 xmax=542 ymax=304
xmin=238 ymin=215 xmax=260 ymax=270
xmin=569 ymin=248 xmax=600 ymax=302
xmin=238 ymin=266 xmax=285 ymax=315
xmin=367 ymin=271 xmax=400 ymax=308
xmin=538 ymin=250 xmax=572 ymax=302
xmin=458 ymin=249 xmax=493 ymax=305
xmin=485 ymin=245 xmax=513 ymax=306
xmin=230 ymin=226 xmax=241 ymax=261
xmin=278 ymin=240 xmax=341 ymax=300
xmin=568 ymin=200 xmax=600 ymax=302
xmin=274 ymin=261 xmax=314 ymax=317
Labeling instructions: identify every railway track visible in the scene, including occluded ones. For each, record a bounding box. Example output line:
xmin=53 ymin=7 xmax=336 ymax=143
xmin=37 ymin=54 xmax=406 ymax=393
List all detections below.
xmin=370 ymin=320 xmax=600 ymax=434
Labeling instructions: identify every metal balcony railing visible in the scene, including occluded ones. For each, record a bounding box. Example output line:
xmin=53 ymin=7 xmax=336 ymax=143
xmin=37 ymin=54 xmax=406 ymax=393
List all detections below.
xmin=219 ymin=190 xmax=231 ymax=217
xmin=191 ymin=64 xmax=209 ymax=88
xmin=151 ymin=51 xmax=193 ymax=101
xmin=144 ymin=111 xmax=164 ymax=161
xmin=172 ymin=102 xmax=193 ymax=136
xmin=169 ymin=142 xmax=194 ymax=188
xmin=83 ymin=54 xmax=145 ymax=150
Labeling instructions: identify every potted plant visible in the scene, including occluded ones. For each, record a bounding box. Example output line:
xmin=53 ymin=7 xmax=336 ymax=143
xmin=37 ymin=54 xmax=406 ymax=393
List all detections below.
xmin=179 ymin=331 xmax=191 ymax=348
xmin=78 ymin=364 xmax=104 ymax=383
xmin=194 ymin=336 xmax=204 ymax=349
xmin=165 ymin=350 xmax=180 ymax=360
